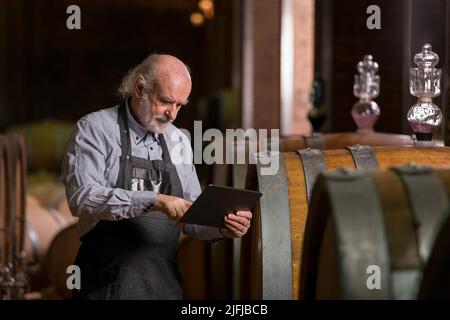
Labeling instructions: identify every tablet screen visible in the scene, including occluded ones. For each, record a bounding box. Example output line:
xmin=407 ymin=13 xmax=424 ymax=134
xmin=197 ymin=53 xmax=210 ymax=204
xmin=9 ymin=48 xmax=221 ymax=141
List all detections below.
xmin=180 ymin=184 xmax=262 ymax=228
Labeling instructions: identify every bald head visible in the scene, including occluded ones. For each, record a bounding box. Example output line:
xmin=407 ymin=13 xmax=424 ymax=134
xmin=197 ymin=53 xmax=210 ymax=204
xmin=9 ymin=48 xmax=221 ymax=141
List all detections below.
xmin=118 ymin=54 xmax=191 ymax=99
xmin=152 ymin=55 xmax=191 ymax=84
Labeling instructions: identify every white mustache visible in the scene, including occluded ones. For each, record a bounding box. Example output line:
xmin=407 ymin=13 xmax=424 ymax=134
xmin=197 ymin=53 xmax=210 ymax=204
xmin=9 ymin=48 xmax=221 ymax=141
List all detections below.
xmin=154 ymin=115 xmax=171 ymax=123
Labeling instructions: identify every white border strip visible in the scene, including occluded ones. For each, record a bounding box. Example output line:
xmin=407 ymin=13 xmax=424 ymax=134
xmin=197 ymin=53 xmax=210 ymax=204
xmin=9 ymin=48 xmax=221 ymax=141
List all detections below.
xmin=242 ymin=0 xmax=254 ymax=130
xmin=280 ymin=0 xmax=294 ymax=135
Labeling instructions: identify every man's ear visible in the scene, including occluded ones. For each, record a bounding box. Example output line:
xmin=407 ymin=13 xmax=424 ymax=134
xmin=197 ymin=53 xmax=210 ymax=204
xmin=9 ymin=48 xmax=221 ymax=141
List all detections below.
xmin=134 ymin=75 xmax=146 ymax=98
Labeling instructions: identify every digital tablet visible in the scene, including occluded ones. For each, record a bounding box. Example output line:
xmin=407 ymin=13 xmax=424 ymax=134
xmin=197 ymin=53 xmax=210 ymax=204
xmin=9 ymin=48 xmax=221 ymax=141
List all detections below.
xmin=180 ymin=184 xmax=262 ymax=228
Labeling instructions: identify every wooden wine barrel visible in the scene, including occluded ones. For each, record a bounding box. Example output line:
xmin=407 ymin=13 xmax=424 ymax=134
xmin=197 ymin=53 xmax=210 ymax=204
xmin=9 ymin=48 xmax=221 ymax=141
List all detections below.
xmin=302 ymin=165 xmax=450 ymax=299
xmin=230 ymin=131 xmax=421 ymax=190
xmin=214 ymin=131 xmax=419 ymax=299
xmin=46 ymin=223 xmax=80 ymax=299
xmin=176 ymin=237 xmax=209 ymax=299
xmin=28 ymin=180 xmax=72 ymax=216
xmin=281 ymin=131 xmax=416 ymax=151
xmin=24 ymin=195 xmax=76 ymax=290
xmin=8 ymin=120 xmax=75 ymax=172
xmin=240 ymin=146 xmax=450 ymax=300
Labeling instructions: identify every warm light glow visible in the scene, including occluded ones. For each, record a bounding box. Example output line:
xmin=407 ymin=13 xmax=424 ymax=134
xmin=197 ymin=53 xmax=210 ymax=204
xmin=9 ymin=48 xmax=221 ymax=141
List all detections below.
xmin=203 ymin=7 xmax=214 ymax=19
xmin=198 ymin=0 xmax=214 ymax=19
xmin=198 ymin=0 xmax=213 ymax=11
xmin=190 ymin=12 xmax=204 ymax=26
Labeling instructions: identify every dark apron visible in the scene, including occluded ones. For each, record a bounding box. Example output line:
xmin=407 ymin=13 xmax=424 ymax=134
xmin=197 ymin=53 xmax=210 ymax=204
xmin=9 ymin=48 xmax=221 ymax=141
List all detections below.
xmin=73 ymin=102 xmax=184 ymax=300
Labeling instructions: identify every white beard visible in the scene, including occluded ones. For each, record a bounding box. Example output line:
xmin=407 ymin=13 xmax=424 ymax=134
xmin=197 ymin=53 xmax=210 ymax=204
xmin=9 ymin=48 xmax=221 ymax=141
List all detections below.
xmin=145 ymin=116 xmax=173 ymax=134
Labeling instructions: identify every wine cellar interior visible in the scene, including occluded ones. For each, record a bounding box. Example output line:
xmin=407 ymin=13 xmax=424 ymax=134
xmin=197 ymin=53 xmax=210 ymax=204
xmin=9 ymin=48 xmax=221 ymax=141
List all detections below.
xmin=1 ymin=0 xmax=450 ymax=301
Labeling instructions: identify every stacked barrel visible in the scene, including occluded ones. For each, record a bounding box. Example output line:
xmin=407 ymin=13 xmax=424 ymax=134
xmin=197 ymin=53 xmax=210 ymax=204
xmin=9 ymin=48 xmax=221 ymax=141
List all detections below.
xmin=234 ymin=133 xmax=450 ymax=300
xmin=1 ymin=121 xmax=79 ymax=299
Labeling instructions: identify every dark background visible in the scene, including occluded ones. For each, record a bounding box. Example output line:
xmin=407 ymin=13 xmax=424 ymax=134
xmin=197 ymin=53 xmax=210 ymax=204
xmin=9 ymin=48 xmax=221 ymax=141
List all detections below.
xmin=1 ymin=0 xmax=450 ymax=300
xmin=1 ymin=0 xmax=235 ymax=135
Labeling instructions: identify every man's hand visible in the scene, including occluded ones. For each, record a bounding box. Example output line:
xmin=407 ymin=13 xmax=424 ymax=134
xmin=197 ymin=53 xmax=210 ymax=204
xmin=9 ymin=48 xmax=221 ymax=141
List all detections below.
xmin=155 ymin=194 xmax=192 ymax=221
xmin=220 ymin=211 xmax=253 ymax=238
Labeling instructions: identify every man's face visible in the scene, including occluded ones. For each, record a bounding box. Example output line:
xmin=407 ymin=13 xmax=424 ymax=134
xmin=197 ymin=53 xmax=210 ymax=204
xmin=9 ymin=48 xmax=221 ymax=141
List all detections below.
xmin=134 ymin=74 xmax=191 ymax=133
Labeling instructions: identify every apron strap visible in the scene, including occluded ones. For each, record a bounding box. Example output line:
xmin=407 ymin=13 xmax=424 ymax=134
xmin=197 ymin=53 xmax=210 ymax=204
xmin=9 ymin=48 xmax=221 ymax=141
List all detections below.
xmin=116 ymin=101 xmax=133 ymax=189
xmin=158 ymin=133 xmax=172 ymax=163
xmin=158 ymin=133 xmax=183 ymax=198
xmin=118 ymin=102 xmax=132 ymax=156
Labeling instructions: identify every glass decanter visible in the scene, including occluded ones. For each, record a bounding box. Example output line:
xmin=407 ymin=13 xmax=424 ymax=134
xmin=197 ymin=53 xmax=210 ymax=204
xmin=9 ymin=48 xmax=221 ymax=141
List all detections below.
xmin=351 ymin=55 xmax=380 ymax=132
xmin=407 ymin=43 xmax=442 ymax=143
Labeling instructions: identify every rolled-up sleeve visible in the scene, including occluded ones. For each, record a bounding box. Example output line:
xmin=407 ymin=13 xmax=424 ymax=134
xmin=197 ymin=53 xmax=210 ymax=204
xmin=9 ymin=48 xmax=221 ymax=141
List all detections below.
xmin=61 ymin=119 xmax=155 ymax=221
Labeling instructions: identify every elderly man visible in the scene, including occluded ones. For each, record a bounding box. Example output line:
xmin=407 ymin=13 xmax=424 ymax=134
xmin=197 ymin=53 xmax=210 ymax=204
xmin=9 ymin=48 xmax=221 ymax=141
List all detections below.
xmin=62 ymin=54 xmax=252 ymax=300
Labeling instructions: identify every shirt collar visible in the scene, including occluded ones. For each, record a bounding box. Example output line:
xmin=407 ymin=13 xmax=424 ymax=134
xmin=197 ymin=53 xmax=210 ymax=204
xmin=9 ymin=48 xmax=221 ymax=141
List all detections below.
xmin=125 ymin=98 xmax=159 ymax=144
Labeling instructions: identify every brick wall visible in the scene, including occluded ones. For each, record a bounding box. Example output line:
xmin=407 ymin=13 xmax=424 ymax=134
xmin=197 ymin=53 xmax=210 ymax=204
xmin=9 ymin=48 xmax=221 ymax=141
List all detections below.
xmin=293 ymin=0 xmax=314 ymax=134
xmin=253 ymin=0 xmax=282 ymax=130
xmin=243 ymin=0 xmax=314 ymax=133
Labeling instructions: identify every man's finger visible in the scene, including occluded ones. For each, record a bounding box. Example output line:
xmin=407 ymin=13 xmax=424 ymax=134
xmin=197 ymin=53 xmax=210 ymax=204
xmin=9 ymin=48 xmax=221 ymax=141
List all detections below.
xmin=183 ymin=201 xmax=191 ymax=213
xmin=224 ymin=217 xmax=248 ymax=233
xmin=226 ymin=214 xmax=251 ymax=227
xmin=224 ymin=224 xmax=246 ymax=237
xmin=223 ymin=223 xmax=241 ymax=236
xmin=176 ymin=204 xmax=185 ymax=219
xmin=167 ymin=208 xmax=177 ymax=219
xmin=236 ymin=211 xmax=252 ymax=219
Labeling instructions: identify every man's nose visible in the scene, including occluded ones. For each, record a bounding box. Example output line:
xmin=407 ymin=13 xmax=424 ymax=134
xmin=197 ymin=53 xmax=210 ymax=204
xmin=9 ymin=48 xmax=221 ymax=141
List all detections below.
xmin=164 ymin=104 xmax=178 ymax=121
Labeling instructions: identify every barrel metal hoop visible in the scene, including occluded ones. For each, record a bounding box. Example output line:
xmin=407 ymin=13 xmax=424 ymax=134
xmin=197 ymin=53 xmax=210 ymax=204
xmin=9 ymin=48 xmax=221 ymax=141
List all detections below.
xmin=346 ymin=145 xmax=379 ymax=171
xmin=256 ymin=153 xmax=292 ymax=299
xmin=392 ymin=166 xmax=450 ymax=264
xmin=297 ymin=148 xmax=326 ymax=202
xmin=327 ymin=171 xmax=391 ymax=299
xmin=304 ymin=133 xmax=326 ymax=150
xmin=25 ymin=221 xmax=40 ymax=266
xmin=47 ymin=208 xmax=67 ymax=229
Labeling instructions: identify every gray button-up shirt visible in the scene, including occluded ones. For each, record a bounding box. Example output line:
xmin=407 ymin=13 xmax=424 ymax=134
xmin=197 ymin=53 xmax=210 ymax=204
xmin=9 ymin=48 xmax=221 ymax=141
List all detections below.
xmin=61 ymin=102 xmax=223 ymax=241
